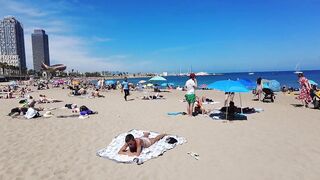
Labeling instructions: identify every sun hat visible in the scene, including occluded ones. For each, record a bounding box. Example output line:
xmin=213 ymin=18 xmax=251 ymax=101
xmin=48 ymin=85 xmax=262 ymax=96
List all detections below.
xmin=43 ymin=111 xmax=54 ymax=118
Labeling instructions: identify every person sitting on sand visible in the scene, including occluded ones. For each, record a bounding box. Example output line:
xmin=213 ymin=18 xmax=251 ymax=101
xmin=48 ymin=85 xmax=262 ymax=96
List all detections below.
xmin=194 ymin=96 xmax=207 ymax=115
xmin=78 ymin=87 xmax=87 ymax=95
xmin=19 ymin=87 xmax=26 ymax=98
xmin=91 ymin=89 xmax=105 ymax=98
xmin=118 ymin=132 xmax=166 ymax=156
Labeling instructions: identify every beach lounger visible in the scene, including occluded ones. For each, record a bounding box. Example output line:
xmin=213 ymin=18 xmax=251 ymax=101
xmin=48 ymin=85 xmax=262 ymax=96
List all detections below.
xmin=262 ymin=88 xmax=275 ymax=102
xmin=97 ymin=129 xmax=186 ymax=165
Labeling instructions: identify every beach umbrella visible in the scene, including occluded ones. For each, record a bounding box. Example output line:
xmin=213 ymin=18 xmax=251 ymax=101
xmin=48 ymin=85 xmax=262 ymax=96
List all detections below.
xmin=269 ymin=80 xmax=281 ymax=92
xmin=237 ymin=78 xmax=256 ymax=90
xmin=309 ymin=80 xmax=318 ymax=86
xmin=207 ymin=80 xmax=250 ymax=119
xmin=262 ymin=79 xmax=280 ymax=92
xmin=105 ymin=80 xmax=115 ymax=85
xmin=207 ymin=80 xmax=250 ymax=93
xmin=72 ymin=80 xmax=80 ymax=86
xmin=148 ymin=76 xmax=167 ymax=81
xmin=138 ymin=80 xmax=147 ymax=84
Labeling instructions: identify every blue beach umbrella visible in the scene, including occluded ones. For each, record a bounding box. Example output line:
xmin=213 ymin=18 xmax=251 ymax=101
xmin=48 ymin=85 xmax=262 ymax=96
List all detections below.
xmin=161 ymin=82 xmax=174 ymax=87
xmin=105 ymin=80 xmax=115 ymax=85
xmin=207 ymin=80 xmax=250 ymax=93
xmin=207 ymin=80 xmax=250 ymax=118
xmin=309 ymin=80 xmax=318 ymax=86
xmin=262 ymin=79 xmax=280 ymax=92
xmin=149 ymin=76 xmax=167 ymax=81
xmin=237 ymin=78 xmax=256 ymax=90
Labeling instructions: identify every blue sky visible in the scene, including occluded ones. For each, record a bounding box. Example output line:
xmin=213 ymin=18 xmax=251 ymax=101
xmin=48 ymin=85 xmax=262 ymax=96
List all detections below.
xmin=1 ymin=0 xmax=320 ymax=73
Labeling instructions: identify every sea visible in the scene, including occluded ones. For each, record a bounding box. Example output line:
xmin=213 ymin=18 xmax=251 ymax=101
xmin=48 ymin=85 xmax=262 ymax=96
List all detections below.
xmin=101 ymin=70 xmax=320 ymax=89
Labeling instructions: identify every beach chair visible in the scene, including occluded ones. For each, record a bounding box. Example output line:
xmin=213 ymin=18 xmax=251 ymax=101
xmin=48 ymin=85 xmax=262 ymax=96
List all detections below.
xmin=262 ymin=88 xmax=275 ymax=102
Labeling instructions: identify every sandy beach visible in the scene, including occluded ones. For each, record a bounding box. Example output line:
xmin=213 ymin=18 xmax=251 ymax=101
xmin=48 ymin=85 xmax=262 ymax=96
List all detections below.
xmin=1 ymin=87 xmax=320 ymax=180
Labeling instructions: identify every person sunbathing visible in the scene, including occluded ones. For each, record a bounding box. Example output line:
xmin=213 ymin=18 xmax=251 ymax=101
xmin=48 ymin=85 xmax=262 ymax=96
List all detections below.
xmin=91 ymin=89 xmax=105 ymax=98
xmin=118 ymin=132 xmax=166 ymax=156
xmin=141 ymin=93 xmax=164 ymax=100
xmin=38 ymin=94 xmax=62 ymax=103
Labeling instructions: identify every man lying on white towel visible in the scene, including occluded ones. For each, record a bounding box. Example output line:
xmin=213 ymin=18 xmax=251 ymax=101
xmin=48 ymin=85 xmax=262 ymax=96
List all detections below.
xmin=118 ymin=132 xmax=166 ymax=156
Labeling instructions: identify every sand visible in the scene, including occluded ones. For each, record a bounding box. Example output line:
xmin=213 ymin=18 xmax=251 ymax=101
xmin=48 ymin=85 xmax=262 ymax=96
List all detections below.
xmin=1 ymin=87 xmax=320 ymax=180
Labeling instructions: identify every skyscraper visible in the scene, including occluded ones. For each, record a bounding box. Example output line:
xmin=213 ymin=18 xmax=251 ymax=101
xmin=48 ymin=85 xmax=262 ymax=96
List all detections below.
xmin=0 ymin=16 xmax=26 ymax=70
xmin=32 ymin=29 xmax=50 ymax=72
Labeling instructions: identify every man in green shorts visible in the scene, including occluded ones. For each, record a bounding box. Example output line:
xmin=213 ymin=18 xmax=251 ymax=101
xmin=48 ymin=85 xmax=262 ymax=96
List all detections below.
xmin=185 ymin=73 xmax=197 ymax=116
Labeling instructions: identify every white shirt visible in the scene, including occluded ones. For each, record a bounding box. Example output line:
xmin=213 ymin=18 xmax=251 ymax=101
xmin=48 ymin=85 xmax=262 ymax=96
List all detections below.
xmin=185 ymin=79 xmax=196 ymax=94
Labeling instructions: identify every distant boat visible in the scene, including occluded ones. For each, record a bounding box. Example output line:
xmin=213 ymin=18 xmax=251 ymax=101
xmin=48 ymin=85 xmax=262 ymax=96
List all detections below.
xmin=248 ymin=72 xmax=254 ymax=75
xmin=195 ymin=72 xmax=209 ymax=76
xmin=294 ymin=63 xmax=303 ymax=74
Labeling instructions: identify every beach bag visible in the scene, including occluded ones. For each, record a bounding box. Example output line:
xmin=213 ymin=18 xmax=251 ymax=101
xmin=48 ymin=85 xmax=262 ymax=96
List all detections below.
xmin=313 ymin=99 xmax=320 ymax=109
xmin=79 ymin=105 xmax=89 ymax=112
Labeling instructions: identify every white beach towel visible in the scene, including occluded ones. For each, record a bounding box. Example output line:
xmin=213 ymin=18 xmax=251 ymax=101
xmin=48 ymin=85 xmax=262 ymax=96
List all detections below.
xmin=203 ymin=101 xmax=220 ymax=105
xmin=97 ymin=129 xmax=187 ymax=164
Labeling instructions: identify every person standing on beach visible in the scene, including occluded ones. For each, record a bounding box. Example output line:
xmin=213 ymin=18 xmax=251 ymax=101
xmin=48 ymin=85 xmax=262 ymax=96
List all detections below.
xmin=185 ymin=73 xmax=197 ymax=116
xmin=296 ymin=73 xmax=312 ymax=107
xmin=122 ymin=77 xmax=130 ymax=101
xmin=255 ymin=77 xmax=263 ymax=101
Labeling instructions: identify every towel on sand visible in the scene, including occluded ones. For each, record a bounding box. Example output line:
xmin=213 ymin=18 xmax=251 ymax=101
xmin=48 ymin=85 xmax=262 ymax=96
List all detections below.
xmin=96 ymin=129 xmax=187 ymax=164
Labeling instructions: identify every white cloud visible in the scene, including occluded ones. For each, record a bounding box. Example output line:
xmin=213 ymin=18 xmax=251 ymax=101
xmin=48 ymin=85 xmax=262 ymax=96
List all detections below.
xmin=0 ymin=0 xmax=127 ymax=72
xmin=2 ymin=0 xmax=49 ymax=17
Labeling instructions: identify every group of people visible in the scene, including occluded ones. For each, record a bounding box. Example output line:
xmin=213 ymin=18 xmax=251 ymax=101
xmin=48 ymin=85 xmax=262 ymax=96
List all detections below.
xmin=296 ymin=73 xmax=319 ymax=108
xmin=0 ymin=84 xmax=32 ymax=99
xmin=184 ymin=72 xmax=320 ymax=117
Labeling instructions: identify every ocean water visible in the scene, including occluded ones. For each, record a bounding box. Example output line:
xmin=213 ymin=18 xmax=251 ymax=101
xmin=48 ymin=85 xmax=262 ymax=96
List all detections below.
xmin=103 ymin=70 xmax=320 ymax=89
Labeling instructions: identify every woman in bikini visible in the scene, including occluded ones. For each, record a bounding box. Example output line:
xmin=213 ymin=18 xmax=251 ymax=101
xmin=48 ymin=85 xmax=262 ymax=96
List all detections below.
xmin=118 ymin=132 xmax=166 ymax=156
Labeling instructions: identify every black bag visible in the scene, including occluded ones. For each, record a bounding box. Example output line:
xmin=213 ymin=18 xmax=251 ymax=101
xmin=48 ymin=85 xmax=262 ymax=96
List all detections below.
xmin=79 ymin=105 xmax=89 ymax=112
xmin=166 ymin=137 xmax=178 ymax=144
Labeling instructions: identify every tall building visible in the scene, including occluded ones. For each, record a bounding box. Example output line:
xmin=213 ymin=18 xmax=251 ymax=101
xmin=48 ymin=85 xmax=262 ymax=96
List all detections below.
xmin=0 ymin=16 xmax=26 ymax=70
xmin=31 ymin=29 xmax=50 ymax=72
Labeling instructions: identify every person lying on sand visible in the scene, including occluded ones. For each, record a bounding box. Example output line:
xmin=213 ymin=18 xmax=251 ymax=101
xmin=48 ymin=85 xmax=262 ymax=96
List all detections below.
xmin=37 ymin=94 xmax=62 ymax=103
xmin=72 ymin=105 xmax=98 ymax=115
xmin=91 ymin=89 xmax=105 ymax=98
xmin=118 ymin=132 xmax=166 ymax=156
xmin=141 ymin=93 xmax=164 ymax=100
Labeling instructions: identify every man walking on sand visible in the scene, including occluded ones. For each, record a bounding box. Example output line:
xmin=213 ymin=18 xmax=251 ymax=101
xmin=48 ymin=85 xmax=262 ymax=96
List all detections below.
xmin=185 ymin=73 xmax=197 ymax=116
xmin=122 ymin=77 xmax=130 ymax=101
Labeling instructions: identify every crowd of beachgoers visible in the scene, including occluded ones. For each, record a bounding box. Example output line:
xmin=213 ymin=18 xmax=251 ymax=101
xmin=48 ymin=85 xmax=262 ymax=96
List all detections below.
xmin=1 ymin=72 xmax=320 ymax=180
xmin=0 ymin=72 xmax=319 ymax=121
